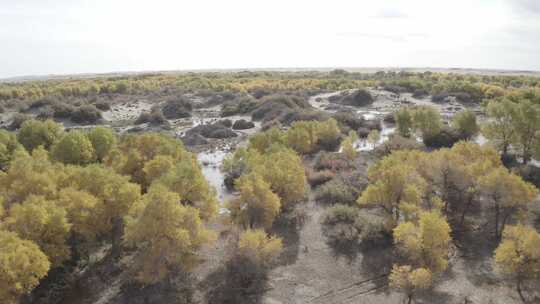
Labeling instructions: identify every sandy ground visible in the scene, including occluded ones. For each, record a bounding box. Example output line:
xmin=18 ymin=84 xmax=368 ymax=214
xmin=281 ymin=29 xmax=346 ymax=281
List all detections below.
xmin=259 ymin=166 xmax=530 ymax=304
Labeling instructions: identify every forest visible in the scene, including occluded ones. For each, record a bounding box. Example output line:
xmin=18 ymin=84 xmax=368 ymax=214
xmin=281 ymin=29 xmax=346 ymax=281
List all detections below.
xmin=0 ymin=69 xmax=539 ymax=304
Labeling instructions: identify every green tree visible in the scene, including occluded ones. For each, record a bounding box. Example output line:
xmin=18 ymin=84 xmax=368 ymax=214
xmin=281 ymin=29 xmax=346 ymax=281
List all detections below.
xmin=357 ymin=153 xmax=427 ymax=228
xmin=52 ymin=131 xmax=96 ymax=165
xmin=412 ymin=106 xmax=442 ymax=138
xmin=248 ymin=127 xmax=285 ymax=153
xmin=340 ymin=137 xmax=356 ymax=161
xmin=285 ymin=122 xmax=314 ymax=154
xmin=482 ymin=99 xmax=517 ymax=156
xmin=156 ymin=158 xmax=218 ymax=220
xmin=316 ymin=118 xmax=341 ymax=150
xmin=395 ymin=108 xmax=414 ymax=138
xmin=0 ymin=230 xmax=50 ymax=304
xmin=87 ymin=126 xmax=116 ymax=162
xmin=259 ymin=147 xmax=307 ymax=209
xmin=228 ymin=172 xmax=281 ymax=229
xmin=452 ymin=110 xmax=479 ymax=140
xmin=511 ymin=100 xmax=540 ymax=163
xmin=221 ymin=147 xmax=264 ymax=189
xmin=17 ymin=119 xmax=64 ymax=152
xmin=0 ymin=130 xmax=23 ymax=170
xmin=478 ymin=167 xmax=538 ymax=240
xmin=494 ymin=225 xmax=540 ymax=303
xmin=124 ymin=184 xmax=215 ymax=284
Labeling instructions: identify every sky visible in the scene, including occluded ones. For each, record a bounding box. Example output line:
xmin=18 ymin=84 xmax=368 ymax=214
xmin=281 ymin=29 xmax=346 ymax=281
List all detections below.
xmin=0 ymin=0 xmax=539 ymax=78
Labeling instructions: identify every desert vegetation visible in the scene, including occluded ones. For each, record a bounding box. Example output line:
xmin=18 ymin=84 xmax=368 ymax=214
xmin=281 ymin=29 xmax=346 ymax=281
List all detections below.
xmin=0 ymin=69 xmax=539 ymax=304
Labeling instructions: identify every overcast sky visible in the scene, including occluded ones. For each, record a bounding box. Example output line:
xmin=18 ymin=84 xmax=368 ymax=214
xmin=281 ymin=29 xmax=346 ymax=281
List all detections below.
xmin=1 ymin=0 xmax=539 ymax=78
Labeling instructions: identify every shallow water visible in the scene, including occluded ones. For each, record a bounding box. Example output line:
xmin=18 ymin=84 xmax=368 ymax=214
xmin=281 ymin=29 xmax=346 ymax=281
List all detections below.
xmin=356 ymin=123 xmax=396 ymax=151
xmin=197 ymin=148 xmax=235 ymax=208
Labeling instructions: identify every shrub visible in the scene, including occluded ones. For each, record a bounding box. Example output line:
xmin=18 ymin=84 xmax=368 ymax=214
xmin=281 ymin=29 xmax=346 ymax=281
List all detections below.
xmin=36 ymin=106 xmax=54 ymax=120
xmin=71 ymin=105 xmax=102 ymax=124
xmin=8 ymin=113 xmax=31 ymax=130
xmin=251 ymin=95 xmax=310 ymax=122
xmin=307 ymin=169 xmax=335 ymax=187
xmin=337 ymin=89 xmax=374 ymax=107
xmin=135 ymin=108 xmax=168 ymax=126
xmin=217 ymin=119 xmax=232 ymax=128
xmin=356 ymin=212 xmax=389 ymax=245
xmin=333 ymin=111 xmax=365 ymax=131
xmin=162 ymin=97 xmax=193 ymax=119
xmin=186 ymin=123 xmax=237 ymax=139
xmin=232 ymin=119 xmax=255 ymax=130
xmin=422 ymin=126 xmax=462 ymax=148
xmin=314 ymin=178 xmax=357 ymax=205
xmin=93 ymin=100 xmax=111 ymax=111
xmin=221 ymin=96 xmax=258 ymax=117
xmin=374 ymin=135 xmax=423 ymax=157
xmin=383 ymin=112 xmax=396 ymax=124
xmin=313 ymin=151 xmax=350 ymax=172
xmin=280 ymin=110 xmax=330 ymax=126
xmin=322 ymin=204 xmax=362 ymax=244
xmin=431 ymin=92 xmax=451 ymax=103
xmin=28 ymin=97 xmax=57 ymax=110
xmin=51 ymin=102 xmax=75 ymax=119
xmin=412 ymin=89 xmax=429 ymax=98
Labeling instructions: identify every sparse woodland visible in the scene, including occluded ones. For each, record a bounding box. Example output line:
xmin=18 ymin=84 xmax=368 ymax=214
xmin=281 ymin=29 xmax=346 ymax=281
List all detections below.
xmin=0 ymin=70 xmax=539 ymax=304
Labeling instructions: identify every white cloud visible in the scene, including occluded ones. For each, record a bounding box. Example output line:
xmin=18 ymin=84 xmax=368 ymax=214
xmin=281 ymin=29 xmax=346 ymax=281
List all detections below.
xmin=0 ymin=0 xmax=538 ymax=77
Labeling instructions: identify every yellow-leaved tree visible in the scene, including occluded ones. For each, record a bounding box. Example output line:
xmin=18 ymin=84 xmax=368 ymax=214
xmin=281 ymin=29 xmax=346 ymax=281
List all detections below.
xmin=65 ymin=164 xmax=141 ymax=256
xmin=106 ymin=133 xmax=189 ymax=188
xmin=478 ymin=167 xmax=538 ymax=240
xmin=259 ymin=146 xmax=307 ymax=210
xmin=124 ymin=184 xmax=215 ymax=284
xmin=494 ymin=225 xmax=540 ymax=303
xmin=341 ymin=134 xmax=357 ymax=161
xmin=228 ymin=172 xmax=281 ymax=229
xmin=482 ymin=99 xmax=517 ymax=157
xmin=86 ymin=126 xmax=116 ymax=162
xmin=357 ymin=153 xmax=427 ymax=228
xmin=237 ymin=229 xmax=283 ymax=269
xmin=57 ymin=187 xmax=101 ymax=241
xmin=0 ymin=230 xmax=50 ymax=304
xmin=389 ymin=265 xmax=432 ymax=304
xmin=155 ymin=157 xmax=218 ymax=221
xmin=5 ymin=195 xmax=72 ymax=267
xmin=17 ymin=119 xmax=64 ymax=152
xmin=393 ymin=211 xmax=452 ymax=274
xmin=52 ymin=131 xmax=96 ymax=165
xmin=0 ymin=129 xmax=23 ymax=170
xmin=0 ymin=147 xmax=67 ymax=206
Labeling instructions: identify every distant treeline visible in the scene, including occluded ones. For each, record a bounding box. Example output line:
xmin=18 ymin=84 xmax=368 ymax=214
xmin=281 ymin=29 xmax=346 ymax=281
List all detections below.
xmin=1 ymin=70 xmax=539 ymax=104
